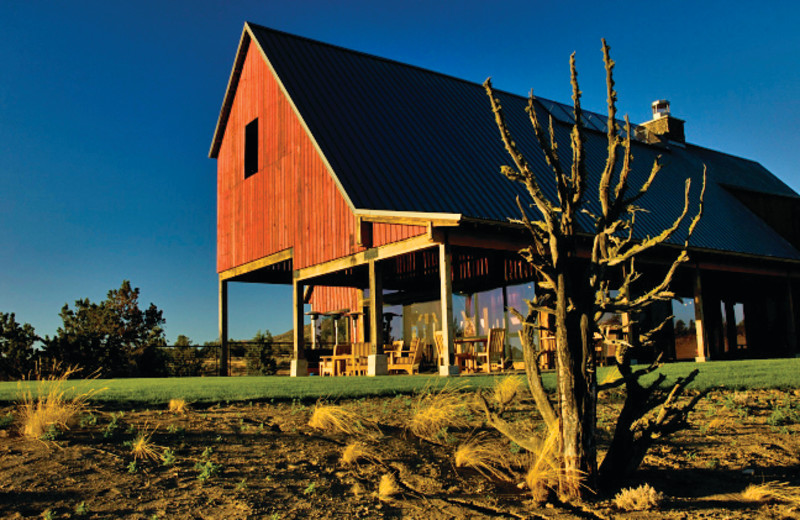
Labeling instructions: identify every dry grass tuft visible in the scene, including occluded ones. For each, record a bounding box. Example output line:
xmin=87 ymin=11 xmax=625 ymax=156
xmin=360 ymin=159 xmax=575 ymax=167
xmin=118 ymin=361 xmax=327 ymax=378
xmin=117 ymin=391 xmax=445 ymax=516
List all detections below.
xmin=17 ymin=366 xmax=103 ymax=440
xmin=168 ymin=398 xmax=190 ymax=414
xmin=308 ymin=403 xmax=369 ymax=435
xmin=341 ymin=441 xmax=379 ymax=466
xmin=493 ymin=376 xmax=523 ymax=408
xmin=377 ymin=473 xmax=400 ymax=501
xmin=408 ymin=386 xmax=471 ymax=442
xmin=455 ymin=435 xmax=513 ymax=482
xmin=614 ymin=483 xmax=664 ymax=511
xmin=131 ymin=423 xmax=160 ymax=461
xmin=740 ymin=481 xmax=800 ymax=506
xmin=524 ymin=426 xmax=561 ymax=503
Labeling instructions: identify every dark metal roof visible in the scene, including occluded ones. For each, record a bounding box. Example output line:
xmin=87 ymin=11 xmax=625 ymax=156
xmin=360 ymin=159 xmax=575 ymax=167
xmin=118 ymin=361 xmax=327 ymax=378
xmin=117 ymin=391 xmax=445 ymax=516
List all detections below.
xmin=213 ymin=23 xmax=800 ymax=262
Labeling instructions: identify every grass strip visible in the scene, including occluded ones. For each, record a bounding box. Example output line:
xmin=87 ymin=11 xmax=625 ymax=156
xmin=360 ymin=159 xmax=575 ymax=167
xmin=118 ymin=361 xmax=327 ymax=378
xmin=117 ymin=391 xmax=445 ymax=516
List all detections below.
xmin=1 ymin=357 xmax=799 ymax=406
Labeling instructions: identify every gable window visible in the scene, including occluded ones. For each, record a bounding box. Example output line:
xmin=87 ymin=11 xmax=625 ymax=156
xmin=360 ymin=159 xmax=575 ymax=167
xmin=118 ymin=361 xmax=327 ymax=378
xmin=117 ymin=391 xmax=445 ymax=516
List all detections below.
xmin=244 ymin=118 xmax=259 ymax=178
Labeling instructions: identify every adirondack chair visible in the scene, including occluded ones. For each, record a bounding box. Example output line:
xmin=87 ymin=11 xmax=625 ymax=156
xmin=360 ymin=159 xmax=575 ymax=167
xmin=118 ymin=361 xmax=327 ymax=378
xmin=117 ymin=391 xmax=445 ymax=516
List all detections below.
xmin=345 ymin=342 xmax=371 ymax=376
xmin=385 ymin=340 xmax=404 ymax=363
xmin=319 ymin=343 xmax=351 ymax=376
xmin=476 ymin=328 xmax=507 ymax=373
xmin=387 ymin=337 xmax=422 ymax=375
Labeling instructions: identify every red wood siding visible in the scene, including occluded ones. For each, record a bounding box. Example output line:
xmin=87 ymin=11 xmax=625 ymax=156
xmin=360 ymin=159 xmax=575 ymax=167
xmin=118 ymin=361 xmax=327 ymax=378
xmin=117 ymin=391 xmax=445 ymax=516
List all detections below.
xmin=309 ymin=286 xmax=360 ymax=315
xmin=217 ymin=43 xmax=425 ymax=274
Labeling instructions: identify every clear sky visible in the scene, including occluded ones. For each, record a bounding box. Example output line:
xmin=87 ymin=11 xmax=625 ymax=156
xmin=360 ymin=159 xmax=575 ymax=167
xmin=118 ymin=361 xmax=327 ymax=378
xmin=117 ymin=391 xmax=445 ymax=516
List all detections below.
xmin=1 ymin=0 xmax=798 ymax=344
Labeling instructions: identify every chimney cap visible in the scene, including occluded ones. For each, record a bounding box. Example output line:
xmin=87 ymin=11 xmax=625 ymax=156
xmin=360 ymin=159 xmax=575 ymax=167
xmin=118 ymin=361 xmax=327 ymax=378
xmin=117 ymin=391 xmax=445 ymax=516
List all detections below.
xmin=651 ymin=99 xmax=671 ymax=119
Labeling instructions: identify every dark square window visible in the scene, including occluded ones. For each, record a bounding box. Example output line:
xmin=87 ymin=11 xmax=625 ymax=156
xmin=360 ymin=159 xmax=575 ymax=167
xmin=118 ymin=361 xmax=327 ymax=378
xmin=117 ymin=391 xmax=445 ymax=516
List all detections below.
xmin=244 ymin=118 xmax=258 ymax=178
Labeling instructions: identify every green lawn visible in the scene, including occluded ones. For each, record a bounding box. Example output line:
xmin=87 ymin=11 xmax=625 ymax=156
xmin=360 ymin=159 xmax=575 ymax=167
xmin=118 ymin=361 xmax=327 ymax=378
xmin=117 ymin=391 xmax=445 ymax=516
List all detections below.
xmin=2 ymin=357 xmax=799 ymax=406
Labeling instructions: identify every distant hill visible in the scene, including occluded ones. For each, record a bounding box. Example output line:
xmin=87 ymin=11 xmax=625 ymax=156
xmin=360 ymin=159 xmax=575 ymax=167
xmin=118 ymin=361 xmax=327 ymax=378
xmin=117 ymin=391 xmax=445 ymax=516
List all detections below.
xmin=273 ymin=324 xmax=313 ymax=343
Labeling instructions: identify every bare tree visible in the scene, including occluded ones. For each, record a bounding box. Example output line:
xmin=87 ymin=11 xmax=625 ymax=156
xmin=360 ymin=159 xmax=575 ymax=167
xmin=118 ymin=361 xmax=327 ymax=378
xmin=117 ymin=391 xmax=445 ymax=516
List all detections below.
xmin=482 ymin=39 xmax=705 ymax=498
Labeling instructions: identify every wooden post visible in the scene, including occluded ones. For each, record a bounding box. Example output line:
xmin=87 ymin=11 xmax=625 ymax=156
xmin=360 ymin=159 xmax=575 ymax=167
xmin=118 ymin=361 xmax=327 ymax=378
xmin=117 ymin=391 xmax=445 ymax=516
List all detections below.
xmin=502 ymin=285 xmax=510 ymax=361
xmin=693 ymin=269 xmax=709 ymax=362
xmin=219 ymin=278 xmax=229 ymax=376
xmin=439 ymin=243 xmax=458 ymax=375
xmin=291 ymin=278 xmax=308 ymax=376
xmin=723 ymin=300 xmax=737 ymax=353
xmin=787 ymin=277 xmax=798 ymax=355
xmin=368 ymin=260 xmax=387 ymax=375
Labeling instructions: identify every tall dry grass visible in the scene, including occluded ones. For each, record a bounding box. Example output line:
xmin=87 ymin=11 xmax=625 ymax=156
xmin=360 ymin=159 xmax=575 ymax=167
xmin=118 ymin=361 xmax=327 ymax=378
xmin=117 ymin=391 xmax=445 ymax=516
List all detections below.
xmin=17 ymin=366 xmax=104 ymax=440
xmin=308 ymin=402 xmax=373 ymax=435
xmin=408 ymin=385 xmax=472 ymax=442
xmin=341 ymin=441 xmax=380 ymax=466
xmin=524 ymin=425 xmax=561 ymax=503
xmin=739 ymin=481 xmax=800 ymax=506
xmin=493 ymin=376 xmax=524 ymax=408
xmin=131 ymin=423 xmax=161 ymax=461
xmin=455 ymin=435 xmax=513 ymax=481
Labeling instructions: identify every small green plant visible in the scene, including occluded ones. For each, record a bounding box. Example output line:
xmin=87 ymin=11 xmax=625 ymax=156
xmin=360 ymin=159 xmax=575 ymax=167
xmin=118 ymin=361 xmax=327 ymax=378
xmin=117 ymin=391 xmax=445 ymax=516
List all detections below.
xmin=706 ymin=457 xmax=720 ymax=469
xmin=200 ymin=447 xmax=213 ymax=460
xmin=74 ymin=501 xmax=88 ymax=516
xmin=303 ymin=482 xmax=317 ymax=495
xmin=41 ymin=509 xmax=55 ymax=520
xmin=79 ymin=412 xmax=97 ymax=427
xmin=236 ymin=478 xmax=248 ymax=491
xmin=161 ymin=448 xmax=176 ymax=467
xmin=41 ymin=423 xmax=61 ymax=441
xmin=127 ymin=460 xmax=138 ymax=474
xmin=103 ymin=412 xmax=124 ymax=439
xmin=0 ymin=412 xmax=14 ymax=428
xmin=194 ymin=460 xmax=221 ymax=481
xmin=166 ymin=424 xmax=185 ymax=435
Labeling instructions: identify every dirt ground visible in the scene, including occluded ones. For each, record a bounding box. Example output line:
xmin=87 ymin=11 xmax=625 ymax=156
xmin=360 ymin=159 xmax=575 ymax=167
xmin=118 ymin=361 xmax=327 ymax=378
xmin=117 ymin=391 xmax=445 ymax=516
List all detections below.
xmin=1 ymin=386 xmax=800 ymax=519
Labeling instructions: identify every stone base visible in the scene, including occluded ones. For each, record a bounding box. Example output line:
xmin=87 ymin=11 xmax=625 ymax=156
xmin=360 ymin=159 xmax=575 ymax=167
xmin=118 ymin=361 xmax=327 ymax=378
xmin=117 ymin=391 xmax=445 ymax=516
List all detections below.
xmin=367 ymin=354 xmax=388 ymax=376
xmin=290 ymin=359 xmax=308 ymax=377
xmin=694 ymin=356 xmax=708 ymax=363
xmin=438 ymin=365 xmax=460 ymax=376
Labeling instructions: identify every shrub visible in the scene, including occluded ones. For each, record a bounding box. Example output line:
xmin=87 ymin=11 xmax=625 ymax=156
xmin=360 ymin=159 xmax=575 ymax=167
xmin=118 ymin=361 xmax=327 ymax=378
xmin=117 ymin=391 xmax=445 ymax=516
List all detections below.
xmin=377 ymin=473 xmax=399 ymax=501
xmin=308 ymin=403 xmax=369 ymax=435
xmin=455 ymin=435 xmax=513 ymax=481
xmin=408 ymin=386 xmax=471 ymax=442
xmin=493 ymin=376 xmax=523 ymax=409
xmin=614 ymin=483 xmax=664 ymax=511
xmin=17 ymin=366 xmax=103 ymax=440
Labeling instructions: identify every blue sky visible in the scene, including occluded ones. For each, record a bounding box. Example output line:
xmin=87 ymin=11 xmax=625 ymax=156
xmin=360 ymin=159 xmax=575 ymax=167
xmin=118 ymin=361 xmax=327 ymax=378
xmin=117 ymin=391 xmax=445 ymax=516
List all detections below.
xmin=1 ymin=1 xmax=798 ymax=344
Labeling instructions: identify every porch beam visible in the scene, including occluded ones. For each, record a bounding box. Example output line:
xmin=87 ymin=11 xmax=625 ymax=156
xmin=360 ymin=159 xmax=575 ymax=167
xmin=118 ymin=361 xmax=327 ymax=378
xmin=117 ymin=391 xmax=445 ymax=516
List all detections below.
xmin=219 ymin=248 xmax=293 ymax=281
xmin=294 ymin=234 xmax=435 ymax=282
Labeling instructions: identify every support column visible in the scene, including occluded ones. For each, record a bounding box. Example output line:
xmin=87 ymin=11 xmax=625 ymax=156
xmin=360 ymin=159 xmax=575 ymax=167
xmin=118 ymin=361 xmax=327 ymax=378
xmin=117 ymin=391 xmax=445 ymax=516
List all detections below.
xmin=291 ymin=278 xmax=308 ymax=377
xmin=693 ymin=269 xmax=709 ymax=362
xmin=368 ymin=260 xmax=388 ymax=376
xmin=786 ymin=277 xmax=797 ymax=355
xmin=218 ymin=278 xmax=229 ymax=377
xmin=723 ymin=300 xmax=737 ymax=353
xmin=439 ymin=243 xmax=458 ymax=375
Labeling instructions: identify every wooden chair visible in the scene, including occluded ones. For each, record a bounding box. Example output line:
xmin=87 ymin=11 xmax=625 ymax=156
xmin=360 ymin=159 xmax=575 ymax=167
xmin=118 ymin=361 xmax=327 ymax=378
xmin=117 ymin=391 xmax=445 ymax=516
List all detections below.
xmin=345 ymin=342 xmax=371 ymax=376
xmin=433 ymin=331 xmax=445 ymax=367
xmin=476 ymin=328 xmax=507 ymax=373
xmin=385 ymin=340 xmax=404 ymax=363
xmin=387 ymin=337 xmax=423 ymax=375
xmin=319 ymin=343 xmax=351 ymax=376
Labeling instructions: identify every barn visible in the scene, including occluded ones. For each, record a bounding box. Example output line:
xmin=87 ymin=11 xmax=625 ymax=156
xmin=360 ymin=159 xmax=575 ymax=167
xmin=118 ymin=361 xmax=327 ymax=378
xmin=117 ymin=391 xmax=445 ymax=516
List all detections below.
xmin=209 ymin=23 xmax=800 ymax=376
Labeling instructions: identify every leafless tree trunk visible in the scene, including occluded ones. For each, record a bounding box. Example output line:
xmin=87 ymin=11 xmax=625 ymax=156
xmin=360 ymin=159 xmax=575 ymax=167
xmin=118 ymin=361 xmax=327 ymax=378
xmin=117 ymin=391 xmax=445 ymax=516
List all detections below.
xmin=483 ymin=39 xmax=705 ymax=499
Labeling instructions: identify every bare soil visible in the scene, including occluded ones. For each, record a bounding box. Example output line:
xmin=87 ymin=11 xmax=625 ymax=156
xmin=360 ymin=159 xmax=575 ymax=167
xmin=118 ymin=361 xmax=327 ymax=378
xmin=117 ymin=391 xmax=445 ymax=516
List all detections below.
xmin=1 ymin=388 xmax=800 ymax=519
